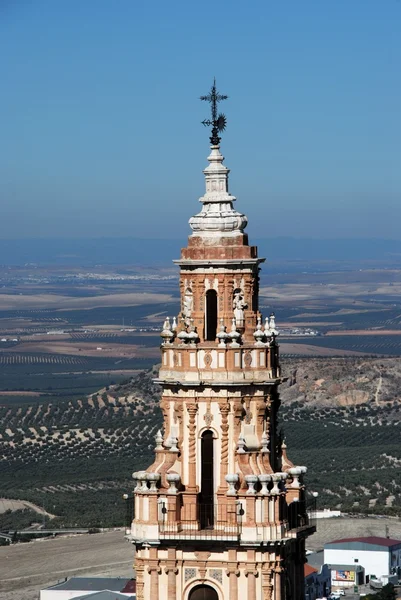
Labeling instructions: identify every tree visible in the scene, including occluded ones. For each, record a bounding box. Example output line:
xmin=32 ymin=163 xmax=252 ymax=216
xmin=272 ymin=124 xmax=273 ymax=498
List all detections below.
xmin=380 ymin=584 xmax=396 ymax=600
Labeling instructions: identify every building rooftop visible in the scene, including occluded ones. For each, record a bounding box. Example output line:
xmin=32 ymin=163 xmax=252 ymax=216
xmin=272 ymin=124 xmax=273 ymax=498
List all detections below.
xmin=305 ymin=564 xmax=318 ymax=577
xmin=47 ymin=577 xmax=132 ymax=592
xmin=306 ymin=551 xmax=324 ymax=569
xmin=327 ymin=536 xmax=401 ymax=548
xmin=328 ymin=564 xmax=364 ymax=572
xmin=72 ymin=592 xmax=135 ymax=600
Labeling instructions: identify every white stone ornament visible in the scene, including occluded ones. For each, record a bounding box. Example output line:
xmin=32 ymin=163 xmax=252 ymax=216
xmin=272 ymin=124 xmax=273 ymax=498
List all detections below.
xmin=155 ymin=430 xmax=164 ymax=451
xmin=147 ymin=472 xmax=161 ymax=493
xmin=253 ymin=316 xmax=265 ymax=346
xmin=228 ymin=318 xmax=241 ymax=347
xmin=258 ymin=474 xmax=272 ymax=495
xmin=160 ymin=317 xmax=174 ymax=345
xmin=166 ymin=473 xmax=180 ymax=495
xmin=216 ymin=318 xmax=229 ymax=347
xmin=132 ymin=471 xmax=140 ymax=492
xmin=187 ymin=320 xmax=199 ymax=346
xmin=189 ymin=145 xmax=247 ymax=237
xmin=233 ymin=290 xmax=247 ymax=325
xmin=269 ymin=313 xmax=279 ymax=336
xmin=264 ymin=317 xmax=271 ymax=339
xmin=136 ymin=471 xmax=148 ymax=493
xmin=261 ymin=429 xmax=269 ymax=453
xmin=183 ymin=287 xmax=193 ymax=325
xmin=245 ymin=474 xmax=258 ymax=495
xmin=177 ymin=329 xmax=189 ymax=344
xmin=225 ymin=473 xmax=239 ymax=496
xmin=236 ymin=435 xmax=246 ymax=454
xmin=271 ymin=473 xmax=283 ymax=495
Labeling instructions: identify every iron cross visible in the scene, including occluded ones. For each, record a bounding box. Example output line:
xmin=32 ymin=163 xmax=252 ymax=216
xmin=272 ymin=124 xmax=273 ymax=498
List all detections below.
xmin=200 ymin=78 xmax=228 ymax=145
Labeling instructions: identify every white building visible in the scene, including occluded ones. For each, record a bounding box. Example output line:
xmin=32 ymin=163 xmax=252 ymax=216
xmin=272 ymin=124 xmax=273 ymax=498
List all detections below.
xmin=324 ymin=536 xmax=401 ymax=585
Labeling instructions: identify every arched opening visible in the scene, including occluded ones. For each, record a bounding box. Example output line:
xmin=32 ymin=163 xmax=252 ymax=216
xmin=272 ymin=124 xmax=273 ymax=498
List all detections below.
xmin=199 ymin=430 xmax=214 ymax=529
xmin=205 ymin=290 xmax=217 ymax=341
xmin=189 ymin=584 xmax=219 ymax=600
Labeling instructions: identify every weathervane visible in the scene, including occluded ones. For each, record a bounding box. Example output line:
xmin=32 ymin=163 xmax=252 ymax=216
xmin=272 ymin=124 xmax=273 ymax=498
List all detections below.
xmin=200 ymin=78 xmax=228 ymax=145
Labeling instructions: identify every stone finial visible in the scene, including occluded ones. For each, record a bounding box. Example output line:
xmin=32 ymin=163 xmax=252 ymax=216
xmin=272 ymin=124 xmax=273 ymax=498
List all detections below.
xmin=253 ymin=316 xmax=264 ymax=346
xmin=177 ymin=330 xmax=189 ymax=344
xmin=261 ymin=429 xmax=269 ymax=454
xmin=216 ymin=318 xmax=229 ymax=347
xmin=169 ymin=435 xmax=179 ymax=453
xmin=160 ymin=317 xmax=174 ymax=345
xmin=269 ymin=313 xmax=278 ymax=336
xmin=187 ymin=320 xmax=199 ymax=346
xmin=264 ymin=317 xmax=271 ymax=339
xmin=155 ymin=429 xmax=164 ymax=451
xmin=228 ymin=318 xmax=241 ymax=347
xmin=281 ymin=441 xmax=295 ymax=471
xmin=236 ymin=435 xmax=246 ymax=454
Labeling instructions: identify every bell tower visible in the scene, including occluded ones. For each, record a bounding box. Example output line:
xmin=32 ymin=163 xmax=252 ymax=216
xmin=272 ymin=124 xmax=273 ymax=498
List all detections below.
xmin=129 ymin=81 xmax=315 ymax=600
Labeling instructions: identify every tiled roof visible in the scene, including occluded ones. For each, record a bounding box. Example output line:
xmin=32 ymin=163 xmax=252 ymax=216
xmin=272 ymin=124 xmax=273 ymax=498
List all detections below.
xmin=328 ymin=536 xmax=401 ymax=548
xmin=304 ymin=564 xmax=318 ymax=577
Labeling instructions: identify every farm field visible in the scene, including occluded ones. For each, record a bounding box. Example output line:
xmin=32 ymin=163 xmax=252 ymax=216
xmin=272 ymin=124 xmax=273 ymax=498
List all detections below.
xmin=1 ymin=263 xmax=401 ymax=533
xmin=281 ymin=334 xmax=401 ymax=356
xmin=1 ymin=358 xmax=401 ymax=531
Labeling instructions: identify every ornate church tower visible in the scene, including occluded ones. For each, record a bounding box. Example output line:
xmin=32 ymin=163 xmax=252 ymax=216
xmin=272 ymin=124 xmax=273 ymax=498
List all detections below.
xmin=129 ymin=81 xmax=315 ymax=600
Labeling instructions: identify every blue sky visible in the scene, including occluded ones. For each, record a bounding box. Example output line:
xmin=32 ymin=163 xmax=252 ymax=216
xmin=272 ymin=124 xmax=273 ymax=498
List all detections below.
xmin=1 ymin=0 xmax=400 ymax=239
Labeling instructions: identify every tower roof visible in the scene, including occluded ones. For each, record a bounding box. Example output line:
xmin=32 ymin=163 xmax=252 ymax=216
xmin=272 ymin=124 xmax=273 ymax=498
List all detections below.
xmin=188 ymin=144 xmax=247 ymax=238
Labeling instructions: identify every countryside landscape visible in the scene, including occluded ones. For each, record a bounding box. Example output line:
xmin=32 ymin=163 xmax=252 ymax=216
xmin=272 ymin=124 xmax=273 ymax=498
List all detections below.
xmin=1 ymin=243 xmax=401 ymax=535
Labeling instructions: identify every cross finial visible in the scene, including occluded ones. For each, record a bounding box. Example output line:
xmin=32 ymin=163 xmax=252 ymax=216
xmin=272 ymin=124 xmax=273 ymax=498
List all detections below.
xmin=200 ymin=78 xmax=228 ymax=145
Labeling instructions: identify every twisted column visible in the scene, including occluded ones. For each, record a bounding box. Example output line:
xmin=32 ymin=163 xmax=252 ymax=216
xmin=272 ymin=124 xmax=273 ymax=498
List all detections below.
xmin=218 ymin=403 xmax=230 ymax=491
xmin=187 ymin=403 xmax=198 ymax=491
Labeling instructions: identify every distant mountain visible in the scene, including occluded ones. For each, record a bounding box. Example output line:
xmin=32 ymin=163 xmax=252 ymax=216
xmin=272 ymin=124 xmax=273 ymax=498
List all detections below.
xmin=1 ymin=237 xmax=401 ymax=267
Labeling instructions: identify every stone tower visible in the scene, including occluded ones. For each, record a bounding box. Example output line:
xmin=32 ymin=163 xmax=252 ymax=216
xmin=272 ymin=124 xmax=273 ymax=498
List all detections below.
xmin=129 ymin=109 xmax=315 ymax=600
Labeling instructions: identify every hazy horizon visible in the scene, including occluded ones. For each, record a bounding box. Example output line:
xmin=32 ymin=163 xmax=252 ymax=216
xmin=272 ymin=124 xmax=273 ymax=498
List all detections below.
xmin=1 ymin=1 xmax=400 ymax=240
xmin=1 ymin=236 xmax=401 ymax=267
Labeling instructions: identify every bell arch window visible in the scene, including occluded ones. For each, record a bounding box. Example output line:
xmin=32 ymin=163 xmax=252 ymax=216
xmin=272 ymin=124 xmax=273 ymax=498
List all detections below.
xmin=205 ymin=289 xmax=217 ymax=341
